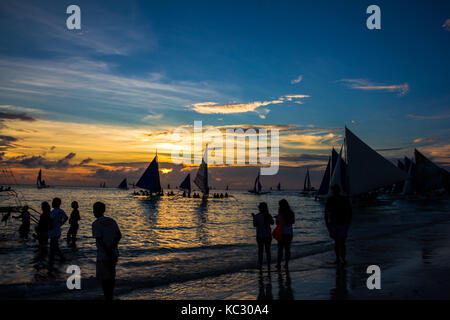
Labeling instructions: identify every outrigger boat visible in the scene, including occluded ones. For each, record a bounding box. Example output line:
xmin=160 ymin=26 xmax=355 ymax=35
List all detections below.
xmin=132 ymin=153 xmax=163 ymax=199
xmin=248 ymin=172 xmax=270 ymax=195
xmin=315 ymin=127 xmax=408 ymax=204
xmin=300 ymin=168 xmax=315 ymax=195
xmin=193 ymin=146 xmax=209 ymax=199
xmin=36 ymin=169 xmax=50 ymax=189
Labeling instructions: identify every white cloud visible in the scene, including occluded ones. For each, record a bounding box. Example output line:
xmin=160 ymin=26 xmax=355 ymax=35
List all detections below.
xmin=291 ymin=75 xmax=303 ymax=84
xmin=338 ymin=79 xmax=409 ymax=96
xmin=190 ymin=94 xmax=310 ymax=117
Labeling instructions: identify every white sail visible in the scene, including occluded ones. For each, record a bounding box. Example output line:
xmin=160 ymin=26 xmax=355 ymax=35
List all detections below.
xmin=346 ymin=127 xmax=407 ymax=196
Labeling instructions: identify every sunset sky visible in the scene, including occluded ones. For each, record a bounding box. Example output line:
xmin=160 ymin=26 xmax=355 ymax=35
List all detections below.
xmin=0 ymin=0 xmax=449 ymax=189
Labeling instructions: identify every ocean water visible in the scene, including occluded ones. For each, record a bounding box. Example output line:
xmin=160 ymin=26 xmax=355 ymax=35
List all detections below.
xmin=0 ymin=185 xmax=449 ymax=299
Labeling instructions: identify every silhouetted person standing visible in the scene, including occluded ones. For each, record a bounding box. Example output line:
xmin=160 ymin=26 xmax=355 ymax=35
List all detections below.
xmin=48 ymin=198 xmax=68 ymax=262
xmin=37 ymin=201 xmax=51 ymax=253
xmin=67 ymin=201 xmax=80 ymax=246
xmin=325 ymin=185 xmax=352 ymax=265
xmin=92 ymin=202 xmax=121 ymax=301
xmin=2 ymin=208 xmax=11 ymax=226
xmin=252 ymin=202 xmax=274 ymax=269
xmin=276 ymin=199 xmax=295 ymax=269
xmin=14 ymin=206 xmax=30 ymax=239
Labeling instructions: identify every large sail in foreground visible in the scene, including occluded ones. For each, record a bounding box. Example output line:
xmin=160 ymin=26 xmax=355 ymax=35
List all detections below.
xmin=194 ymin=147 xmax=209 ymax=195
xmin=346 ymin=127 xmax=407 ymax=196
xmin=414 ymin=149 xmax=450 ymax=193
xmin=136 ymin=155 xmax=161 ymax=193
xmin=180 ymin=173 xmax=191 ymax=193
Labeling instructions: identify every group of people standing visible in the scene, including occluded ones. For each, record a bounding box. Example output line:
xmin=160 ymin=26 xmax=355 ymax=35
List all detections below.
xmin=10 ymin=198 xmax=121 ymax=300
xmin=252 ymin=185 xmax=352 ymax=269
xmin=6 ymin=185 xmax=351 ymax=300
xmin=33 ymin=198 xmax=79 ymax=261
xmin=252 ymin=199 xmax=295 ymax=269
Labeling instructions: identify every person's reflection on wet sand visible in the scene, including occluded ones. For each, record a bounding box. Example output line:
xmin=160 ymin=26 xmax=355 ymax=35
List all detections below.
xmin=257 ymin=270 xmax=273 ymax=300
xmin=277 ymin=269 xmax=293 ymax=299
xmin=330 ymin=264 xmax=348 ymax=299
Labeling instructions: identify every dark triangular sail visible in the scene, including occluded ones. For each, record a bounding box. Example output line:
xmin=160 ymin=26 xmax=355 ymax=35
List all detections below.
xmin=303 ymin=168 xmax=312 ymax=191
xmin=392 ymin=160 xmax=406 ymax=193
xmin=180 ymin=173 xmax=191 ymax=193
xmin=317 ymin=157 xmax=331 ymax=195
xmin=136 ymin=155 xmax=162 ymax=193
xmin=194 ymin=147 xmax=209 ymax=195
xmin=345 ymin=127 xmax=407 ymax=195
xmin=317 ymin=148 xmax=339 ymax=196
xmin=118 ymin=178 xmax=128 ymax=190
xmin=37 ymin=169 xmax=42 ymax=186
xmin=414 ymin=149 xmax=450 ymax=193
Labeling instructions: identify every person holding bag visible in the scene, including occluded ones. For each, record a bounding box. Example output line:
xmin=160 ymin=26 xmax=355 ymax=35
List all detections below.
xmin=274 ymin=199 xmax=295 ymax=269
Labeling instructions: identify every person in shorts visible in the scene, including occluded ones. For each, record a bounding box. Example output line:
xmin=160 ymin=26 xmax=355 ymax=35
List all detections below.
xmin=92 ymin=201 xmax=121 ymax=300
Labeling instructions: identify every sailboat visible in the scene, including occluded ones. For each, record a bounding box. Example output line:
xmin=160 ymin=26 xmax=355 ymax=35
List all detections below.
xmin=180 ymin=173 xmax=191 ymax=196
xmin=118 ymin=178 xmax=128 ymax=190
xmin=36 ymin=169 xmax=50 ymax=189
xmin=194 ymin=147 xmax=209 ymax=197
xmin=135 ymin=154 xmax=162 ymax=197
xmin=316 ymin=148 xmax=339 ymax=198
xmin=248 ymin=172 xmax=269 ymax=195
xmin=328 ymin=127 xmax=408 ymax=200
xmin=277 ymin=182 xmax=281 ymax=191
xmin=300 ymin=168 xmax=314 ymax=195
xmin=412 ymin=149 xmax=449 ymax=195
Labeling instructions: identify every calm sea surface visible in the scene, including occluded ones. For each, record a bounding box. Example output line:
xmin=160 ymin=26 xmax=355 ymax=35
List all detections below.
xmin=1 ymin=185 xmax=449 ymax=298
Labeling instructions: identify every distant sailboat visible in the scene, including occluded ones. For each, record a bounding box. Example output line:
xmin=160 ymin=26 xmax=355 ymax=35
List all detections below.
xmin=36 ymin=169 xmax=49 ymax=189
xmin=248 ymin=172 xmax=269 ymax=195
xmin=277 ymin=183 xmax=281 ymax=191
xmin=118 ymin=178 xmax=128 ymax=190
xmin=180 ymin=173 xmax=191 ymax=194
xmin=300 ymin=168 xmax=314 ymax=195
xmin=194 ymin=147 xmax=209 ymax=196
xmin=136 ymin=154 xmax=162 ymax=195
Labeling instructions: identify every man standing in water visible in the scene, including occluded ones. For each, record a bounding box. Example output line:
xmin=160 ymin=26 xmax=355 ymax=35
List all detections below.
xmin=48 ymin=198 xmax=68 ymax=262
xmin=325 ymin=185 xmax=352 ymax=265
xmin=92 ymin=202 xmax=121 ymax=301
